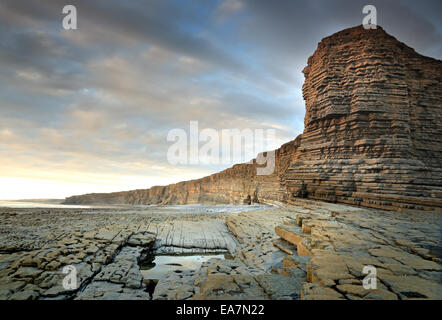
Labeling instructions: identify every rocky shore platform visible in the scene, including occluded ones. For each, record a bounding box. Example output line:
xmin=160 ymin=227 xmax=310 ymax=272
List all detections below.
xmin=0 ymin=202 xmax=440 ymax=300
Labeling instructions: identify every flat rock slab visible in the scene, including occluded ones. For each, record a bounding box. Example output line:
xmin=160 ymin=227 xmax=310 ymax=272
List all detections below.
xmin=255 ymin=274 xmax=303 ymax=300
xmin=275 ymin=225 xmax=304 ymax=246
xmin=270 ymin=201 xmax=442 ymax=300
xmin=0 ymin=207 xmax=239 ymax=300
xmin=0 ymin=201 xmax=441 ymax=300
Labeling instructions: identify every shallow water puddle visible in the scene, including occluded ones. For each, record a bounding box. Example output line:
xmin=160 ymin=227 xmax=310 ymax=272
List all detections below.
xmin=140 ymin=253 xmax=227 ymax=280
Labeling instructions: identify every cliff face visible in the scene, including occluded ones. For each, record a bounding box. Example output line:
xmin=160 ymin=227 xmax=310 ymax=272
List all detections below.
xmin=64 ymin=26 xmax=442 ymax=212
xmin=286 ymin=26 xmax=442 ymax=211
xmin=64 ymin=137 xmax=300 ymax=206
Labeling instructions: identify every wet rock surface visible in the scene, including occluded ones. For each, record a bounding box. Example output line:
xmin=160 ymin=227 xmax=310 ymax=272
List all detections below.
xmin=0 ymin=206 xmax=242 ymax=300
xmin=275 ymin=200 xmax=442 ymax=300
xmin=0 ymin=201 xmax=440 ymax=300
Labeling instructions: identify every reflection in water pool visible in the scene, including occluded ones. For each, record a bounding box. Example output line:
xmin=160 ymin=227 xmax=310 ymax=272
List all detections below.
xmin=140 ymin=254 xmax=227 ymax=281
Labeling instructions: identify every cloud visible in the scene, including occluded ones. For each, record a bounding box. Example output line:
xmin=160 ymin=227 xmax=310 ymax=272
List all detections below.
xmin=0 ymin=0 xmax=440 ymax=198
xmin=215 ymin=0 xmax=244 ymax=21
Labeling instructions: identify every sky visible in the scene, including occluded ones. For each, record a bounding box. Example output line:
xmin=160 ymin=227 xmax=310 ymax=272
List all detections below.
xmin=0 ymin=0 xmax=441 ymax=200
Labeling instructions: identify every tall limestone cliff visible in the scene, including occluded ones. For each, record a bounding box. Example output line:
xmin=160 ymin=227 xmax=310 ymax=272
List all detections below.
xmin=64 ymin=26 xmax=442 ymax=212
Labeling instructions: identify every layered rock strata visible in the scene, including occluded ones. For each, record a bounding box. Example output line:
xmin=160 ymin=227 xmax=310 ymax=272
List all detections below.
xmin=285 ymin=26 xmax=442 ymax=211
xmin=0 ymin=206 xmax=245 ymax=300
xmin=0 ymin=202 xmax=440 ymax=300
xmin=64 ymin=26 xmax=442 ymax=212
xmin=151 ymin=202 xmax=441 ymax=300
